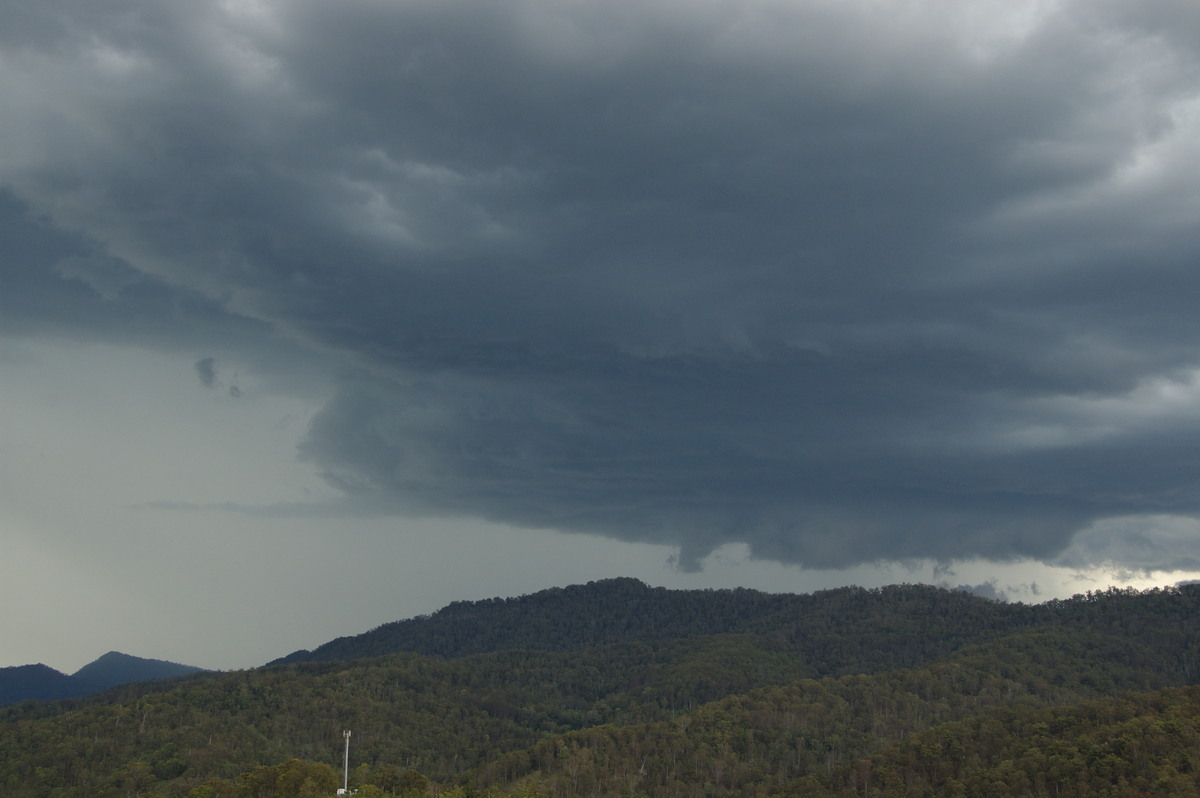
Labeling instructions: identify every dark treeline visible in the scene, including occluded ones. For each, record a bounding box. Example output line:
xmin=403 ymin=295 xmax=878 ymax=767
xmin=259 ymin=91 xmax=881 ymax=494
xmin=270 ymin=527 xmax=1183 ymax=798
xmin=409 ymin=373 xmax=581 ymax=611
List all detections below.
xmin=275 ymin=579 xmax=1200 ymax=680
xmin=272 ymin=578 xmax=1033 ymax=666
xmin=2 ymin=581 xmax=1200 ymax=797
xmin=271 ymin=578 xmax=802 ymax=664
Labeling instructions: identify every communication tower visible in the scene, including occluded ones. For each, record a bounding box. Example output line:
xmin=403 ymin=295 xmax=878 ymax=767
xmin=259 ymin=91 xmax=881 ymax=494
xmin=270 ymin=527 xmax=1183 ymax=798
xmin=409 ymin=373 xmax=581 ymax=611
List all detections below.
xmin=336 ymin=730 xmax=351 ymax=796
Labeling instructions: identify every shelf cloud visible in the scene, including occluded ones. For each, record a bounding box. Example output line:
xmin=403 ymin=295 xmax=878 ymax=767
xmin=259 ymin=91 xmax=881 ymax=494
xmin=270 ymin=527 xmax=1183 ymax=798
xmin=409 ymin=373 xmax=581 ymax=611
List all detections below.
xmin=5 ymin=0 xmax=1200 ymax=574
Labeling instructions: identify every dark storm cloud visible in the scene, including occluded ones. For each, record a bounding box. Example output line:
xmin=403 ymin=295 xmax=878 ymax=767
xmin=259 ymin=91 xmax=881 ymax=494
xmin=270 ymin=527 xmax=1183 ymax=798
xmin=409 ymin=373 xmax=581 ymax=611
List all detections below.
xmin=0 ymin=190 xmax=272 ymax=352
xmin=4 ymin=0 xmax=1200 ymax=569
xmin=195 ymin=358 xmax=217 ymax=389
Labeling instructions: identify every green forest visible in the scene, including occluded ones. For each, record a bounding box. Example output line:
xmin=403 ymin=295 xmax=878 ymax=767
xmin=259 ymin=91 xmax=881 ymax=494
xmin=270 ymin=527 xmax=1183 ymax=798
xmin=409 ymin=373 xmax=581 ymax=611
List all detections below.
xmin=3 ymin=579 xmax=1200 ymax=797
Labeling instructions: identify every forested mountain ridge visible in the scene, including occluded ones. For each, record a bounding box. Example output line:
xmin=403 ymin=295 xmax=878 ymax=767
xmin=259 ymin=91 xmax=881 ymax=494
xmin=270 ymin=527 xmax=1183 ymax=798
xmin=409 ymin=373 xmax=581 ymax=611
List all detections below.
xmin=72 ymin=651 xmax=205 ymax=690
xmin=272 ymin=577 xmax=1026 ymax=666
xmin=272 ymin=577 xmax=1200 ymax=681
xmin=0 ymin=665 xmax=95 ymax=707
xmin=0 ymin=653 xmax=206 ymax=707
xmin=270 ymin=577 xmax=801 ymax=664
xmin=3 ymin=581 xmax=1200 ymax=797
xmin=468 ymin=624 xmax=1200 ymax=797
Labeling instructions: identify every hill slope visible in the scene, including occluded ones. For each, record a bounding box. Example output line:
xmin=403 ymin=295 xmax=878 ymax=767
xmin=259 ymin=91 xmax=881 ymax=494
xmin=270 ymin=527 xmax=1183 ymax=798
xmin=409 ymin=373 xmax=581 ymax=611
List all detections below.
xmin=1 ymin=652 xmax=206 ymax=707
xmin=1 ymin=581 xmax=1199 ymax=798
xmin=270 ymin=577 xmax=1023 ymax=667
xmin=270 ymin=577 xmax=794 ymax=663
xmin=799 ymin=685 xmax=1200 ymax=796
xmin=0 ymin=665 xmax=94 ymax=706
xmin=72 ymin=651 xmax=205 ymax=689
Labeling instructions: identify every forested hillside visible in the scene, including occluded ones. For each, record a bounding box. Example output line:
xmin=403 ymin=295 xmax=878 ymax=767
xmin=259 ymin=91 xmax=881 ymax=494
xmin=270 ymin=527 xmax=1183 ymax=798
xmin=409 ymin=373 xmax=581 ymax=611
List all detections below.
xmin=3 ymin=580 xmax=1199 ymax=797
xmin=0 ymin=665 xmax=95 ymax=707
xmin=804 ymin=686 xmax=1200 ymax=796
xmin=72 ymin=652 xmax=205 ymax=690
xmin=272 ymin=578 xmax=1038 ymax=667
xmin=272 ymin=578 xmax=804 ymax=664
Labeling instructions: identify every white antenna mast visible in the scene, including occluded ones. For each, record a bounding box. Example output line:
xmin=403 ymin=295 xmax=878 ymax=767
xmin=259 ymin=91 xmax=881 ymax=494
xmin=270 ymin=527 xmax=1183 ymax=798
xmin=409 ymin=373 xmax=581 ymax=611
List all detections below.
xmin=339 ymin=730 xmax=351 ymax=795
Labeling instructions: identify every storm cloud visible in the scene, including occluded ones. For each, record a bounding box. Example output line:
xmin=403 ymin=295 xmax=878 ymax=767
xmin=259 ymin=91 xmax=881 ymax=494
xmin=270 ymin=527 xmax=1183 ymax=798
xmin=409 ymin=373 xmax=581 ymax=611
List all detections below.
xmin=195 ymin=358 xmax=217 ymax=389
xmin=5 ymin=0 xmax=1200 ymax=571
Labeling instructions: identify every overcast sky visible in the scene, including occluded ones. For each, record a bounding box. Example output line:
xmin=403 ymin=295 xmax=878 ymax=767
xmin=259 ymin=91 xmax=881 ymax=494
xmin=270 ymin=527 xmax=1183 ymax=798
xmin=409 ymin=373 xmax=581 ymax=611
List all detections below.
xmin=4 ymin=0 xmax=1200 ymax=673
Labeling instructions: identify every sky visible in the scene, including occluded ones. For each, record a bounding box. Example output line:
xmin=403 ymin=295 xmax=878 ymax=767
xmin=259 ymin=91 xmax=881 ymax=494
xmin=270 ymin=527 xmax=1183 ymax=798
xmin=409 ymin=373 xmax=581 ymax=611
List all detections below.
xmin=4 ymin=0 xmax=1200 ymax=673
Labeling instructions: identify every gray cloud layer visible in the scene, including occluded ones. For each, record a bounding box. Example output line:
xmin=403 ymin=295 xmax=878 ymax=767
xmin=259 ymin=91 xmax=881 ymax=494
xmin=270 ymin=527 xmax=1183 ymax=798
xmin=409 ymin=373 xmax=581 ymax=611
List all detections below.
xmin=4 ymin=0 xmax=1200 ymax=570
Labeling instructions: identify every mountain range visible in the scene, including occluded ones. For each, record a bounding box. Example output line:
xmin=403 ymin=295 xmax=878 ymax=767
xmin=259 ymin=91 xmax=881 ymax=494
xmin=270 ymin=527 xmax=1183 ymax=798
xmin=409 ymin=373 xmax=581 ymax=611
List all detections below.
xmin=3 ymin=578 xmax=1200 ymax=797
xmin=270 ymin=576 xmax=1036 ymax=668
xmin=0 ymin=651 xmax=204 ymax=706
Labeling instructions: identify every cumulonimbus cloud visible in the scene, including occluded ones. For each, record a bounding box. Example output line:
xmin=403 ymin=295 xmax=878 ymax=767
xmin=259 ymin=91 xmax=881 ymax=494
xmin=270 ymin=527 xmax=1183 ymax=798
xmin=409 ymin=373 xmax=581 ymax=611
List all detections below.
xmin=4 ymin=0 xmax=1200 ymax=570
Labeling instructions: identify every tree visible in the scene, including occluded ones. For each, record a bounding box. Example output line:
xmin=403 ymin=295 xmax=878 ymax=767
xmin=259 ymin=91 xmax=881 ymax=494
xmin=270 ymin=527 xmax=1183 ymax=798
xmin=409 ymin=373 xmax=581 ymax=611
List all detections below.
xmin=398 ymin=768 xmax=432 ymax=797
xmin=188 ymin=778 xmax=238 ymax=798
xmin=237 ymin=758 xmax=338 ymax=798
